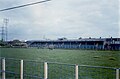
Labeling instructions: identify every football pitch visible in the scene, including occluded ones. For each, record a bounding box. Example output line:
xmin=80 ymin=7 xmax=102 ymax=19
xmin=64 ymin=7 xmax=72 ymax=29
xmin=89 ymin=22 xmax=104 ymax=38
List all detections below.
xmin=0 ymin=48 xmax=120 ymax=67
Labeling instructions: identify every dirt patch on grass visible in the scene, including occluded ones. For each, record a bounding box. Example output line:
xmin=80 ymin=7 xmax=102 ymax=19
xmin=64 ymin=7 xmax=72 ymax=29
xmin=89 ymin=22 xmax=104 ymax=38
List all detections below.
xmin=93 ymin=56 xmax=100 ymax=58
xmin=108 ymin=57 xmax=116 ymax=61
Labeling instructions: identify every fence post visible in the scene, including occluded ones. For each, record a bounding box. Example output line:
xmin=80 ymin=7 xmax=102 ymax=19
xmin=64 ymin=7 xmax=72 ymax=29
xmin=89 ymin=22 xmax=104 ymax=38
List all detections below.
xmin=2 ymin=58 xmax=5 ymax=79
xmin=20 ymin=60 xmax=23 ymax=79
xmin=116 ymin=68 xmax=119 ymax=79
xmin=44 ymin=62 xmax=48 ymax=79
xmin=75 ymin=65 xmax=78 ymax=79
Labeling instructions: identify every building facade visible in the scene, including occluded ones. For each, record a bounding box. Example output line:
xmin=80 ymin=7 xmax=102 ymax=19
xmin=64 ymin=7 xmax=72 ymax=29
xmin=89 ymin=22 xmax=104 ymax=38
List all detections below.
xmin=27 ymin=38 xmax=120 ymax=50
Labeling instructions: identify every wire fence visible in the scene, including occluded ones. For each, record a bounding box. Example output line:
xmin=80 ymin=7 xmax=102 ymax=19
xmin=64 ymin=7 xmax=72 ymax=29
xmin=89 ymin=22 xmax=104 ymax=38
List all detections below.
xmin=0 ymin=57 xmax=120 ymax=79
xmin=78 ymin=65 xmax=117 ymax=79
xmin=5 ymin=58 xmax=20 ymax=79
xmin=23 ymin=60 xmax=44 ymax=79
xmin=48 ymin=62 xmax=75 ymax=79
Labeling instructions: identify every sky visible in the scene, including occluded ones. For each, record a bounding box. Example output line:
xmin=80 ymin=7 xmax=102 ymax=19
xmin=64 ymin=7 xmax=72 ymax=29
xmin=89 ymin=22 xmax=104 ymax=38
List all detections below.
xmin=0 ymin=0 xmax=119 ymax=40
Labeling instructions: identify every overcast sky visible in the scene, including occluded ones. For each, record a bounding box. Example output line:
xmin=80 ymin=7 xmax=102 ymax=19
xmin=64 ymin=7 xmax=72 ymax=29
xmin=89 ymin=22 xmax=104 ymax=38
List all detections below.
xmin=0 ymin=0 xmax=119 ymax=40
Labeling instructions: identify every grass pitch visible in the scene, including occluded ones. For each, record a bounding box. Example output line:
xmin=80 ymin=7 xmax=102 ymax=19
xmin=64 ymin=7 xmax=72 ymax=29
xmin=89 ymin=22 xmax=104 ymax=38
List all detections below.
xmin=0 ymin=48 xmax=120 ymax=67
xmin=0 ymin=48 xmax=120 ymax=79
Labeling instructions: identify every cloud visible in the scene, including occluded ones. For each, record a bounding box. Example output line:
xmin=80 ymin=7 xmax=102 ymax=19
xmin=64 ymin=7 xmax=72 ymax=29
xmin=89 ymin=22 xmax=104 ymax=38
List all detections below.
xmin=0 ymin=0 xmax=119 ymax=40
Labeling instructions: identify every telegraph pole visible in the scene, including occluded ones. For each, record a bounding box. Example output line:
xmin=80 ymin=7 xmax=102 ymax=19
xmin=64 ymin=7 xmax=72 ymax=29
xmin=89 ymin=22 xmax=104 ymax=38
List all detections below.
xmin=0 ymin=18 xmax=9 ymax=42
xmin=1 ymin=26 xmax=5 ymax=42
xmin=4 ymin=18 xmax=9 ymax=41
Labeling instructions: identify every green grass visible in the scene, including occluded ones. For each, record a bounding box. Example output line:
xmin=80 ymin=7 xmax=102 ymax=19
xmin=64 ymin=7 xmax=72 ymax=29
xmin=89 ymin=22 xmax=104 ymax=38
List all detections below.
xmin=0 ymin=48 xmax=120 ymax=67
xmin=0 ymin=48 xmax=120 ymax=79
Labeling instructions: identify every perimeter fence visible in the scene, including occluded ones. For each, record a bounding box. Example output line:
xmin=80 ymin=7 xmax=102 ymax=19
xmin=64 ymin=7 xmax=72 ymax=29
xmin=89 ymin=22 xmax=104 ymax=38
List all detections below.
xmin=0 ymin=57 xmax=119 ymax=79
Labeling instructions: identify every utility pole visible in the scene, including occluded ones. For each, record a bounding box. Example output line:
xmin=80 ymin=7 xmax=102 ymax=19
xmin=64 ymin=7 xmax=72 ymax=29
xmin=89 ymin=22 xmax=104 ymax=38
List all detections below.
xmin=4 ymin=18 xmax=9 ymax=41
xmin=1 ymin=26 xmax=5 ymax=42
xmin=0 ymin=18 xmax=9 ymax=42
